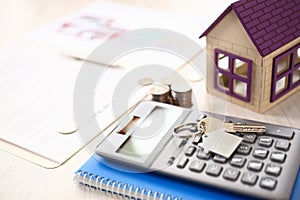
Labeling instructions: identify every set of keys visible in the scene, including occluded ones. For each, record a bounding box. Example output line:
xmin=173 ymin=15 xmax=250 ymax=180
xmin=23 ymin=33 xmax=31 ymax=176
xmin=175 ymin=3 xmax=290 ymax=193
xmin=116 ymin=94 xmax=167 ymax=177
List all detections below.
xmin=173 ymin=116 xmax=266 ymax=158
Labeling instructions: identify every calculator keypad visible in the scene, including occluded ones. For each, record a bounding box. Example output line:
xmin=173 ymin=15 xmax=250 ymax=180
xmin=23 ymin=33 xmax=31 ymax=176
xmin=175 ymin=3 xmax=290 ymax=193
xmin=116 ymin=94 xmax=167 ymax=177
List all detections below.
xmin=168 ymin=111 xmax=300 ymax=200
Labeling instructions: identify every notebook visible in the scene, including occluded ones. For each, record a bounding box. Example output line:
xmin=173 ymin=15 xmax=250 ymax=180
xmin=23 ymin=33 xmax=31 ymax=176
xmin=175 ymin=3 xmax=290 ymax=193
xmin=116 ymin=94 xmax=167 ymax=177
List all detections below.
xmin=74 ymin=154 xmax=300 ymax=200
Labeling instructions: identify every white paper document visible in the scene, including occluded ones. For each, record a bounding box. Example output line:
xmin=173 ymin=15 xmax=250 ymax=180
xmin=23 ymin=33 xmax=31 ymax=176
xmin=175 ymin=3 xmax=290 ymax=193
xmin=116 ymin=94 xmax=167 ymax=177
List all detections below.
xmin=1 ymin=2 xmax=211 ymax=167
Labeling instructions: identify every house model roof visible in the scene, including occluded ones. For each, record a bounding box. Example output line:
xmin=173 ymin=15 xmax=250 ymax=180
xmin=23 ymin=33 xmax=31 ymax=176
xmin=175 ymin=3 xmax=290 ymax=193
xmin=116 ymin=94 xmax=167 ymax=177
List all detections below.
xmin=200 ymin=0 xmax=300 ymax=57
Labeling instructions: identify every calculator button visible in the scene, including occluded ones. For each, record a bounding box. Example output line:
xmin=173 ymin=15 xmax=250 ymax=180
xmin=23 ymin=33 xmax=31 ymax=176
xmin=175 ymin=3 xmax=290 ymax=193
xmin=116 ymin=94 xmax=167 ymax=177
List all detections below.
xmin=265 ymin=163 xmax=282 ymax=176
xmin=197 ymin=150 xmax=211 ymax=160
xmin=213 ymin=155 xmax=227 ymax=163
xmin=258 ymin=136 xmax=273 ymax=147
xmin=241 ymin=172 xmax=258 ymax=186
xmin=243 ymin=133 xmax=256 ymax=143
xmin=223 ymin=168 xmax=240 ymax=181
xmin=189 ymin=160 xmax=206 ymax=173
xmin=185 ymin=146 xmax=196 ymax=157
xmin=167 ymin=156 xmax=175 ymax=165
xmin=270 ymin=152 xmax=286 ymax=163
xmin=192 ymin=135 xmax=202 ymax=145
xmin=247 ymin=160 xmax=264 ymax=172
xmin=206 ymin=164 xmax=223 ymax=177
xmin=260 ymin=177 xmax=277 ymax=190
xmin=275 ymin=140 xmax=290 ymax=151
xmin=230 ymin=156 xmax=246 ymax=168
xmin=253 ymin=148 xmax=269 ymax=159
xmin=196 ymin=113 xmax=207 ymax=122
xmin=237 ymin=144 xmax=252 ymax=155
xmin=177 ymin=157 xmax=189 ymax=168
xmin=265 ymin=129 xmax=294 ymax=140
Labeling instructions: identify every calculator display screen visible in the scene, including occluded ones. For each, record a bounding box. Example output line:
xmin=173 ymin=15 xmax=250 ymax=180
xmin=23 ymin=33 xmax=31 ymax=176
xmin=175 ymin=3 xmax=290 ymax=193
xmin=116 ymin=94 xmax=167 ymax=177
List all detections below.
xmin=117 ymin=106 xmax=176 ymax=157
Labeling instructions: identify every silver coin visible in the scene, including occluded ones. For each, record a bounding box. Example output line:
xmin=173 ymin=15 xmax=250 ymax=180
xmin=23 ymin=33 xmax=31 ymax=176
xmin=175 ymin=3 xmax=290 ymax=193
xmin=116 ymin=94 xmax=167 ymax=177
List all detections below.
xmin=149 ymin=84 xmax=170 ymax=96
xmin=171 ymin=82 xmax=192 ymax=93
xmin=170 ymin=81 xmax=192 ymax=108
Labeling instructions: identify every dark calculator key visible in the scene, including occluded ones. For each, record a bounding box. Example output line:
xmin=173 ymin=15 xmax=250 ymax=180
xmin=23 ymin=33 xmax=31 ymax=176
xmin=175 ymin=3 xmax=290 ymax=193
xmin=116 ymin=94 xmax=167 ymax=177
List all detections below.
xmin=241 ymin=172 xmax=258 ymax=186
xmin=270 ymin=152 xmax=286 ymax=163
xmin=247 ymin=160 xmax=264 ymax=172
xmin=265 ymin=163 xmax=282 ymax=176
xmin=243 ymin=133 xmax=257 ymax=143
xmin=177 ymin=157 xmax=189 ymax=168
xmin=213 ymin=155 xmax=227 ymax=163
xmin=185 ymin=146 xmax=196 ymax=156
xmin=237 ymin=143 xmax=252 ymax=155
xmin=265 ymin=128 xmax=294 ymax=140
xmin=275 ymin=140 xmax=290 ymax=151
xmin=189 ymin=160 xmax=206 ymax=173
xmin=197 ymin=149 xmax=211 ymax=160
xmin=223 ymin=168 xmax=240 ymax=181
xmin=253 ymin=148 xmax=269 ymax=159
xmin=206 ymin=164 xmax=223 ymax=177
xmin=258 ymin=136 xmax=273 ymax=147
xmin=230 ymin=156 xmax=246 ymax=168
xmin=260 ymin=177 xmax=277 ymax=190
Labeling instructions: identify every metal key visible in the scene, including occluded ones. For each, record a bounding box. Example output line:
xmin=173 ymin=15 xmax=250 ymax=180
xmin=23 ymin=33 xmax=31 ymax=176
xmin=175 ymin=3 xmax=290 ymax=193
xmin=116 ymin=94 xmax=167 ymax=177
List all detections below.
xmin=198 ymin=117 xmax=266 ymax=135
xmin=197 ymin=117 xmax=265 ymax=158
xmin=223 ymin=123 xmax=265 ymax=134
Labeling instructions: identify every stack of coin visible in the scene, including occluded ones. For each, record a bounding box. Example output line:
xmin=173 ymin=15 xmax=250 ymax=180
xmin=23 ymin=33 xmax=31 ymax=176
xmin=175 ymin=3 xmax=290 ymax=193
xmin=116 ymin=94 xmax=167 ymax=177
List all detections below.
xmin=170 ymin=82 xmax=192 ymax=108
xmin=149 ymin=83 xmax=170 ymax=103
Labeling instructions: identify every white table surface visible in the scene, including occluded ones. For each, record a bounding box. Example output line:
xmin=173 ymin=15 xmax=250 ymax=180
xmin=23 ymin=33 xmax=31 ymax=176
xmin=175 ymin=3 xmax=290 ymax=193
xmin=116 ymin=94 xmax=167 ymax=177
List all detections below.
xmin=0 ymin=0 xmax=299 ymax=199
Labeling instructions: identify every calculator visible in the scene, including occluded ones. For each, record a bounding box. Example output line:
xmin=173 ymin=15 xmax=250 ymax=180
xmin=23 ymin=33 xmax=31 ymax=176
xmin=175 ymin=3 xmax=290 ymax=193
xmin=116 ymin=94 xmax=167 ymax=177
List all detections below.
xmin=96 ymin=101 xmax=300 ymax=200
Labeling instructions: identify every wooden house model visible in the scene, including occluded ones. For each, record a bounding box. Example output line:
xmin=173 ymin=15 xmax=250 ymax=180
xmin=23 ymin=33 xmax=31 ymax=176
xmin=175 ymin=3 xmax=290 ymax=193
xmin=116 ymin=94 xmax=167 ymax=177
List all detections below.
xmin=199 ymin=0 xmax=300 ymax=113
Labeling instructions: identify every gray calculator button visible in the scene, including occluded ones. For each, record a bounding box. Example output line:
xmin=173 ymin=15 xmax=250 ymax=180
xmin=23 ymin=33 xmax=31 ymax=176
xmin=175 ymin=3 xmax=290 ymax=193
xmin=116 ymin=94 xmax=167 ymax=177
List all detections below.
xmin=241 ymin=172 xmax=258 ymax=186
xmin=258 ymin=136 xmax=273 ymax=147
xmin=270 ymin=152 xmax=286 ymax=163
xmin=206 ymin=164 xmax=223 ymax=177
xmin=260 ymin=177 xmax=277 ymax=190
xmin=275 ymin=140 xmax=290 ymax=151
xmin=177 ymin=157 xmax=189 ymax=168
xmin=189 ymin=160 xmax=206 ymax=173
xmin=197 ymin=150 xmax=211 ymax=160
xmin=196 ymin=113 xmax=207 ymax=122
xmin=192 ymin=135 xmax=202 ymax=145
xmin=237 ymin=144 xmax=252 ymax=155
xmin=223 ymin=168 xmax=240 ymax=181
xmin=253 ymin=148 xmax=269 ymax=159
xmin=213 ymin=155 xmax=227 ymax=163
xmin=185 ymin=146 xmax=196 ymax=156
xmin=247 ymin=160 xmax=264 ymax=172
xmin=190 ymin=125 xmax=199 ymax=133
xmin=243 ymin=133 xmax=256 ymax=143
xmin=265 ymin=163 xmax=282 ymax=176
xmin=230 ymin=156 xmax=246 ymax=168
xmin=167 ymin=156 xmax=175 ymax=165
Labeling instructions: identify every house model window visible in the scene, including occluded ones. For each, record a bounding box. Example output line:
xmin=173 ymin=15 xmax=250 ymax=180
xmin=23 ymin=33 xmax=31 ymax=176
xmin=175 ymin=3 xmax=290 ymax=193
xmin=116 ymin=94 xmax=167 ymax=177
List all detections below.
xmin=199 ymin=0 xmax=300 ymax=113
xmin=215 ymin=49 xmax=252 ymax=102
xmin=271 ymin=44 xmax=300 ymax=102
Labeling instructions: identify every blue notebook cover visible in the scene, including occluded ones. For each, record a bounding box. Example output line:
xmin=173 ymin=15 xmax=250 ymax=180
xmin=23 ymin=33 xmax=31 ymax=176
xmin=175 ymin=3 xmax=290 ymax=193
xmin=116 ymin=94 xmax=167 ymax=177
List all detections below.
xmin=74 ymin=154 xmax=300 ymax=200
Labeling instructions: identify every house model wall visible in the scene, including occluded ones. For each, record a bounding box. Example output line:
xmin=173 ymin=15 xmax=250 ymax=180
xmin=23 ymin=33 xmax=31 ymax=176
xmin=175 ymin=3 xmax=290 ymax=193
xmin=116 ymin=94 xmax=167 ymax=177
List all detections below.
xmin=200 ymin=0 xmax=300 ymax=113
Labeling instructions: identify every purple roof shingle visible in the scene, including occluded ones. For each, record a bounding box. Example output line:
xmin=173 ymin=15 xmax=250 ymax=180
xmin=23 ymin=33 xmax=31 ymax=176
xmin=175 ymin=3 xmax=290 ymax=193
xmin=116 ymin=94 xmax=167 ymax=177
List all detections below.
xmin=200 ymin=0 xmax=300 ymax=57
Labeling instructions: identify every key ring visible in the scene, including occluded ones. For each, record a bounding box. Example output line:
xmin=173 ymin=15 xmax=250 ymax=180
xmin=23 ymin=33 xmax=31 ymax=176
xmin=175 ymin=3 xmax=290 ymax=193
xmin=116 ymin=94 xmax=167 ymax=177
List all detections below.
xmin=173 ymin=121 xmax=207 ymax=138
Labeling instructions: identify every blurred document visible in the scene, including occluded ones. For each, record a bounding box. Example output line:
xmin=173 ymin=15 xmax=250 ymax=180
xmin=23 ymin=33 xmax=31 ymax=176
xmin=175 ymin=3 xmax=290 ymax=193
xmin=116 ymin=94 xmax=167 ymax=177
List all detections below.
xmin=29 ymin=1 xmax=209 ymax=60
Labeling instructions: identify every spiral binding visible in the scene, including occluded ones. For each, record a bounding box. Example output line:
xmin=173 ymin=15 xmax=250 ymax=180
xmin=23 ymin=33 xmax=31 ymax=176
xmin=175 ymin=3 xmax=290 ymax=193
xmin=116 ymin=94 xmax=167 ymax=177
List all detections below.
xmin=73 ymin=170 xmax=183 ymax=200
